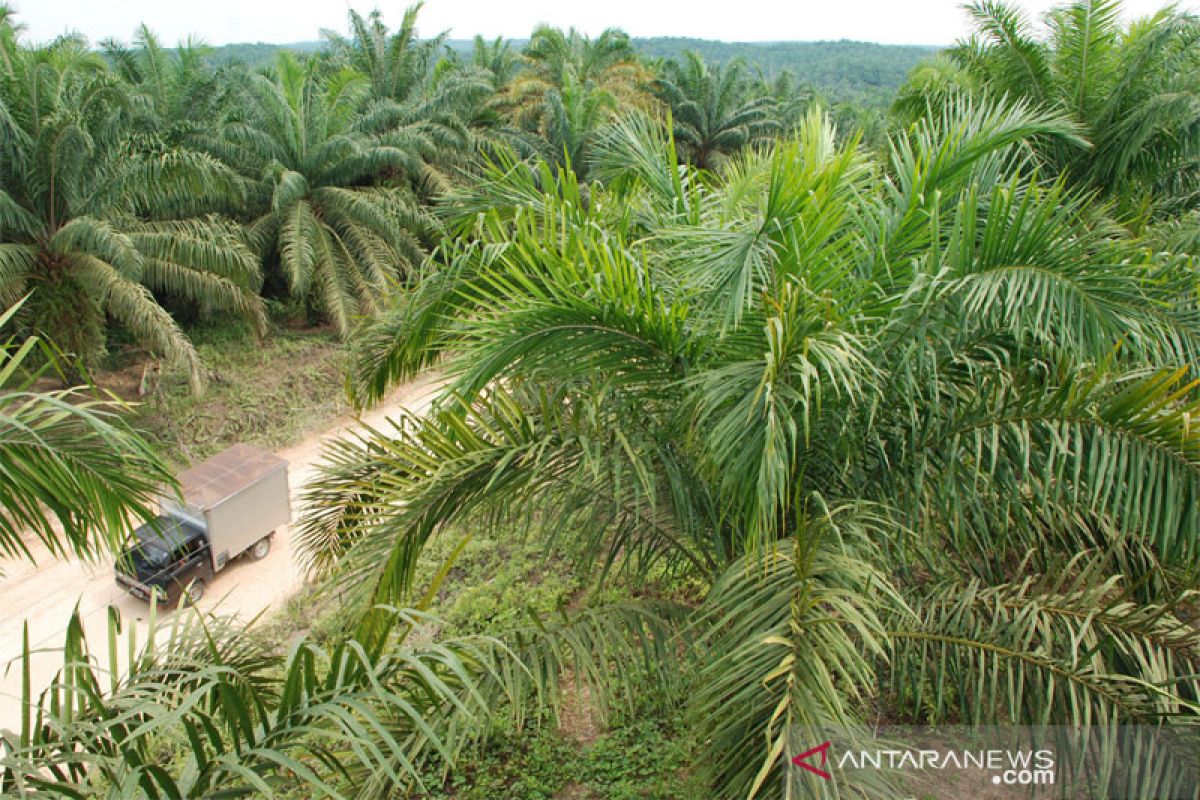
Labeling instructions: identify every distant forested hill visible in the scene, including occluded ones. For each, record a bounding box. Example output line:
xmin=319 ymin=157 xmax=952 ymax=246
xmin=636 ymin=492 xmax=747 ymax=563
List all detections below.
xmin=206 ymin=41 xmax=322 ymax=65
xmin=633 ymin=38 xmax=939 ymax=105
xmin=205 ymin=37 xmax=939 ymax=107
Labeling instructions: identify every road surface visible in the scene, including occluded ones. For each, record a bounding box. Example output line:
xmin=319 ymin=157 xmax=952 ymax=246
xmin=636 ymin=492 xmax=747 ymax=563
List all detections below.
xmin=0 ymin=371 xmax=443 ymax=733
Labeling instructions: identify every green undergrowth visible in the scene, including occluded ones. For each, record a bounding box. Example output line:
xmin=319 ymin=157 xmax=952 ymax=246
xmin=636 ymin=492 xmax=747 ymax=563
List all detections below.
xmin=99 ymin=321 xmax=349 ymax=467
xmin=406 ymin=529 xmax=700 ymax=799
xmin=413 ymin=714 xmax=698 ymax=800
xmin=260 ymin=523 xmax=702 ymax=799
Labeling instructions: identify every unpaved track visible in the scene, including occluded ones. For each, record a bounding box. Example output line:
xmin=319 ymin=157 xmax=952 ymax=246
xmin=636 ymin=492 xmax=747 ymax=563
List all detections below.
xmin=0 ymin=371 xmax=444 ymax=733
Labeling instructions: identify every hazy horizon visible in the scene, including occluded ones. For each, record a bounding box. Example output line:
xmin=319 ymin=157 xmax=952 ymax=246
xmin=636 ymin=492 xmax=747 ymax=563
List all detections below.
xmin=15 ymin=0 xmax=1199 ymax=50
xmin=181 ymin=36 xmax=947 ymax=49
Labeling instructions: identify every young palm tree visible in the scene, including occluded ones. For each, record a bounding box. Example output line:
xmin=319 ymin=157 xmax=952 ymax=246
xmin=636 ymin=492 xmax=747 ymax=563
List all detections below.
xmin=0 ymin=28 xmax=264 ymax=390
xmin=0 ymin=589 xmax=680 ymax=796
xmin=751 ymin=68 xmax=814 ymax=134
xmin=305 ymin=103 xmax=1200 ymax=797
xmin=469 ymin=35 xmax=521 ymax=89
xmin=898 ymin=0 xmax=1200 ymax=216
xmin=205 ymin=53 xmax=441 ymax=334
xmin=320 ymin=6 xmax=497 ymax=187
xmin=539 ymin=71 xmax=619 ymax=179
xmin=510 ymin=26 xmax=651 ymax=117
xmin=0 ymin=4 xmax=21 ymax=75
xmin=654 ymin=51 xmax=780 ymax=170
xmin=432 ymin=35 xmax=543 ymax=161
xmin=322 ymin=4 xmax=445 ymax=106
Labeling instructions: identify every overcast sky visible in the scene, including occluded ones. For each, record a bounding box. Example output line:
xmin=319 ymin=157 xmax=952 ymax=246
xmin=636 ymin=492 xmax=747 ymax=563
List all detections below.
xmin=15 ymin=0 xmax=1200 ymax=48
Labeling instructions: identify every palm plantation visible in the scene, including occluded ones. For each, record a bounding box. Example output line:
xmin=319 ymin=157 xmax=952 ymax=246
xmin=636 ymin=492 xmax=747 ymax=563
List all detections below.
xmin=1 ymin=1 xmax=1199 ymax=798
xmin=0 ymin=29 xmax=264 ymax=390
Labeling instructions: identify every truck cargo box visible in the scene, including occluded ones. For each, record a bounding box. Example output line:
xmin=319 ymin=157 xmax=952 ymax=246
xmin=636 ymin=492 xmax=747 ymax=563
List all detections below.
xmin=160 ymin=444 xmax=291 ymax=571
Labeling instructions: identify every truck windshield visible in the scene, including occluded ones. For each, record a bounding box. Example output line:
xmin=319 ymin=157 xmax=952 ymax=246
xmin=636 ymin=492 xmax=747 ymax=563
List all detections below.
xmin=140 ymin=541 xmax=172 ymax=567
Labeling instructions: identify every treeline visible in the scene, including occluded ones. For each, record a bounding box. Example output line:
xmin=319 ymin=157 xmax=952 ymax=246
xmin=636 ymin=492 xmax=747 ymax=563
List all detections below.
xmin=635 ymin=37 xmax=937 ymax=106
xmin=5 ymin=0 xmax=1198 ymax=390
xmin=2 ymin=0 xmax=1198 ymax=390
xmin=209 ymin=37 xmax=938 ymax=108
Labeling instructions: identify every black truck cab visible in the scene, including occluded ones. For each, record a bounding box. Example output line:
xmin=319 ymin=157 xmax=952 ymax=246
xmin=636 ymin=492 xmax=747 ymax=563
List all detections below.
xmin=115 ymin=515 xmax=214 ymax=606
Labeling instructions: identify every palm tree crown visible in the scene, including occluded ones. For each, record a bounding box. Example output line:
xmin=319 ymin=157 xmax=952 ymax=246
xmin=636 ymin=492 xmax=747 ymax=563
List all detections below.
xmin=900 ymin=0 xmax=1200 ymax=217
xmin=310 ymin=102 xmax=1200 ymax=798
xmin=206 ymin=53 xmax=440 ymax=334
xmin=654 ymin=51 xmax=780 ymax=169
xmin=505 ymin=26 xmax=656 ymax=177
xmin=0 ymin=29 xmax=264 ymax=390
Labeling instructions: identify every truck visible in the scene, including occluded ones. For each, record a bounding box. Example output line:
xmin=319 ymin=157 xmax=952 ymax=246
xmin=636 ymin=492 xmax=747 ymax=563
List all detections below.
xmin=115 ymin=444 xmax=291 ymax=606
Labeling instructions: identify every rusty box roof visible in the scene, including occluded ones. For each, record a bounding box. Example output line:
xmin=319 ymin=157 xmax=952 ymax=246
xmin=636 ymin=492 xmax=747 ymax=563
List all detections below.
xmin=174 ymin=444 xmax=288 ymax=511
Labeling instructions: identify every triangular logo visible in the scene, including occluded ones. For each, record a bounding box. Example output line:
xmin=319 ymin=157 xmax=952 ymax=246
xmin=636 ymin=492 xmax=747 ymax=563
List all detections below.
xmin=792 ymin=740 xmax=832 ymax=780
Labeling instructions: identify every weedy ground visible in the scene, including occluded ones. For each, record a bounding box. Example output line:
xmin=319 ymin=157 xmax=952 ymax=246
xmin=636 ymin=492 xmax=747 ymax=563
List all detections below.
xmin=97 ymin=320 xmax=349 ymax=467
xmin=262 ymin=530 xmax=704 ymax=800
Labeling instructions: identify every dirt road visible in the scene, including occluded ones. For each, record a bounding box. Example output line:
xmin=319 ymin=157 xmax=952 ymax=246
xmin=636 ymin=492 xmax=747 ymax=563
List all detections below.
xmin=0 ymin=372 xmax=444 ymax=733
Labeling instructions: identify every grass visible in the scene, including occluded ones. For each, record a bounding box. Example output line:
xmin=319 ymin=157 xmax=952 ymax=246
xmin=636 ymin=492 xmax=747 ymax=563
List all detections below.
xmin=97 ymin=321 xmax=350 ymax=467
xmin=416 ymin=716 xmax=698 ymax=800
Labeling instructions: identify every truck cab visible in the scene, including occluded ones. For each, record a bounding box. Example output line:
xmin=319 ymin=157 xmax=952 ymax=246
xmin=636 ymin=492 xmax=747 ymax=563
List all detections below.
xmin=115 ymin=515 xmax=214 ymax=606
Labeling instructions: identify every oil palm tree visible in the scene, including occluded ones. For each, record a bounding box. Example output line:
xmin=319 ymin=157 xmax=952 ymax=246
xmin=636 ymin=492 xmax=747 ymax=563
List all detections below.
xmin=510 ymin=26 xmax=651 ymax=118
xmin=304 ymin=103 xmax=1200 ymax=797
xmin=0 ymin=28 xmax=264 ymax=390
xmin=752 ymin=68 xmax=813 ymax=134
xmin=654 ymin=51 xmax=779 ymax=170
xmin=320 ymin=6 xmax=496 ymax=187
xmin=205 ymin=53 xmax=441 ymax=334
xmin=469 ymin=35 xmax=521 ymax=90
xmin=100 ymin=26 xmax=232 ymax=145
xmin=507 ymin=26 xmax=655 ymax=175
xmin=0 ymin=588 xmax=679 ymax=797
xmin=322 ymin=4 xmax=445 ymax=106
xmin=539 ymin=71 xmax=619 ymax=179
xmin=0 ymin=4 xmax=21 ymax=75
xmin=900 ymin=0 xmax=1200 ymax=216
xmin=434 ymin=35 xmax=543 ymax=161
xmin=890 ymin=54 xmax=979 ymax=123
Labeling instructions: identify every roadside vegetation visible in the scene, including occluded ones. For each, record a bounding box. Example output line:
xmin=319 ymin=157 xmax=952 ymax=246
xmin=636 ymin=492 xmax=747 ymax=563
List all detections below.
xmin=118 ymin=323 xmax=350 ymax=466
xmin=1 ymin=1 xmax=1199 ymax=798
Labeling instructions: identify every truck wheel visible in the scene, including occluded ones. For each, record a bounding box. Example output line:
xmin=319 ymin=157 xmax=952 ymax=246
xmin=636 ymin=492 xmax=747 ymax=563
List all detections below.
xmin=182 ymin=579 xmax=206 ymax=607
xmin=249 ymin=536 xmax=271 ymax=561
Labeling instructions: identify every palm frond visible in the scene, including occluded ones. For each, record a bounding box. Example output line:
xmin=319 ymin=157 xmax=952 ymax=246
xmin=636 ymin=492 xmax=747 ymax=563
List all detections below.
xmin=0 ymin=298 xmax=175 ymax=563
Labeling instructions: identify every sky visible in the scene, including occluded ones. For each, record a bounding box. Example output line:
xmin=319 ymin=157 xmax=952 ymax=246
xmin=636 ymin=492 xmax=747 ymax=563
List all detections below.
xmin=15 ymin=0 xmax=1200 ymax=48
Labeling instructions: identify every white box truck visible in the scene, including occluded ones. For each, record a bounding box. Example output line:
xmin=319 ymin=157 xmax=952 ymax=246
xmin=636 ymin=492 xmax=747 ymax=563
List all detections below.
xmin=115 ymin=444 xmax=291 ymax=606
